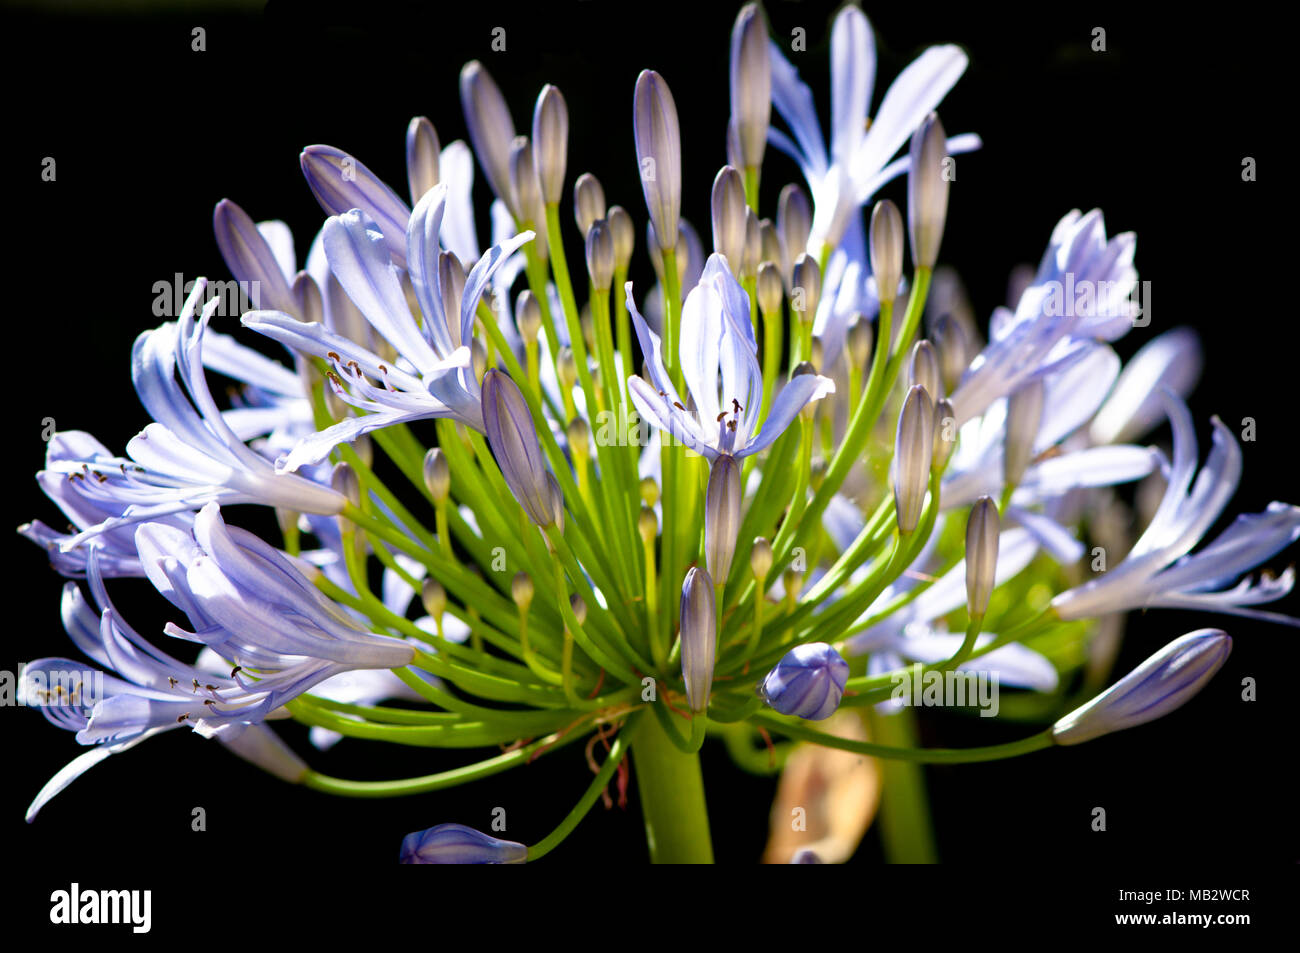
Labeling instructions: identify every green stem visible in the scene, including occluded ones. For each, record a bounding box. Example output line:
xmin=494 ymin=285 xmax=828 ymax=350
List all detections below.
xmin=868 ymin=706 xmax=938 ymax=863
xmin=632 ymin=707 xmax=714 ymax=863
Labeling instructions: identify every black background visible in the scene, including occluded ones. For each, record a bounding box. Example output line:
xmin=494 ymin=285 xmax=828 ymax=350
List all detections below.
xmin=2 ymin=0 xmax=1294 ymax=924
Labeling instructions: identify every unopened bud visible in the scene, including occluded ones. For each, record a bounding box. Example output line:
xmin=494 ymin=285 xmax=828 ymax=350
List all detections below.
xmin=870 ymin=199 xmax=904 ymax=304
xmin=330 ymin=462 xmax=361 ymax=508
xmin=532 ymin=84 xmax=568 ymax=205
xmin=638 ymin=505 xmax=658 ymax=543
xmin=729 ymin=3 xmax=771 ymax=170
xmin=848 ymin=315 xmax=873 ymax=370
xmin=459 ymin=61 xmax=517 ymax=215
xmin=508 ymin=136 xmax=541 ymax=225
xmin=740 ymin=208 xmax=761 ymax=280
xmin=421 ymin=578 xmax=447 ymax=619
xmin=1004 ymin=379 xmax=1044 ymax=488
xmin=511 ymin=571 xmax=534 ymax=611
xmin=965 ymin=496 xmax=999 ymax=619
xmin=705 ymin=454 xmax=742 ymax=583
xmin=931 ymin=312 xmax=970 ymax=395
xmin=608 ymin=205 xmax=635 ymax=271
xmin=680 ymin=567 xmax=717 ymax=713
xmin=759 ymin=218 xmax=781 ymax=269
xmin=893 ymin=385 xmax=935 ymax=534
xmin=422 ymin=447 xmax=449 ymax=503
xmin=710 ymin=165 xmax=747 ymax=272
xmin=909 ymin=340 xmax=942 ymax=399
xmin=574 ymin=173 xmax=606 ymax=237
xmin=639 ymin=477 xmax=660 ymax=508
xmin=907 ymin=112 xmax=950 ymax=269
xmin=585 ymin=218 xmax=615 ymax=291
xmin=931 ymin=398 xmax=956 ymax=472
xmin=756 ymin=261 xmax=783 ymax=317
xmin=406 ymin=116 xmax=441 ymax=203
xmin=633 ymin=69 xmax=682 ymax=251
xmin=778 ymin=184 xmax=812 ymax=278
xmin=569 ymin=593 xmax=587 ymax=627
xmin=750 ymin=536 xmax=773 ymax=579
xmin=516 ymin=290 xmax=542 ymax=343
xmin=791 ymin=254 xmax=821 ymax=318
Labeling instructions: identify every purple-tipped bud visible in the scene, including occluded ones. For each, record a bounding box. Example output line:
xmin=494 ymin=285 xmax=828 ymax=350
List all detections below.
xmin=965 ymin=496 xmax=999 ymax=619
xmin=406 ymin=116 xmax=441 ymax=204
xmin=399 ymin=823 xmax=527 ymax=864
xmin=585 ymin=218 xmax=615 ymax=292
xmin=729 ymin=3 xmax=771 ymax=170
xmin=633 ymin=70 xmax=682 ymax=252
xmin=1052 ymin=630 xmax=1233 ymax=746
xmin=705 ymin=454 xmax=742 ymax=584
xmin=893 ymin=385 xmax=935 ymax=533
xmin=680 ymin=567 xmax=716 ymax=713
xmin=907 ymin=112 xmax=950 ymax=269
xmin=212 ymin=199 xmax=296 ymax=315
xmin=460 ymin=61 xmax=518 ymax=216
xmin=869 ymin=199 xmax=904 ymax=304
xmin=1003 ymin=379 xmax=1044 ymax=488
xmin=759 ymin=642 xmax=850 ymax=721
xmin=711 ymin=166 xmax=747 ymax=271
xmin=532 ymin=84 xmax=569 ymax=205
xmin=481 ymin=369 xmax=554 ymax=527
xmin=574 ymin=173 xmax=607 ymax=237
xmin=300 ymin=146 xmax=412 ymax=267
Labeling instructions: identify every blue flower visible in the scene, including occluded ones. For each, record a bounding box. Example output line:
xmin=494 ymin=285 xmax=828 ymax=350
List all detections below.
xmin=759 ymin=643 xmax=850 ymax=721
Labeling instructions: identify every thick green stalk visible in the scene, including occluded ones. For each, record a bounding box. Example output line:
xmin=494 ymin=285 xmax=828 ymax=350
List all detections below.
xmin=632 ymin=708 xmax=714 ymax=863
xmin=868 ymin=706 xmax=938 ymax=863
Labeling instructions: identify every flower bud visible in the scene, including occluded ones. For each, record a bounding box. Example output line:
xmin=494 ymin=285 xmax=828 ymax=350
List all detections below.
xmin=783 ymin=567 xmax=804 ymax=603
xmin=516 ymin=289 xmax=542 ymax=343
xmin=212 ymin=199 xmax=296 ymax=315
xmin=808 ymin=336 xmax=824 ymax=374
xmin=680 ymin=567 xmax=717 ymax=713
xmin=791 ymin=849 xmax=824 ymax=864
xmin=1003 ymin=379 xmax=1044 ymax=488
xmin=299 ymin=146 xmax=412 ymax=267
xmin=566 ymin=416 xmax=591 ymax=462
xmin=557 ymin=346 xmax=578 ymax=395
xmin=508 ymin=136 xmax=541 ymax=225
xmin=908 ymin=339 xmax=942 ymax=399
xmin=756 ymin=261 xmax=783 ymax=317
xmin=423 ymin=448 xmax=450 ymax=503
xmin=421 ymin=578 xmax=447 ymax=619
xmin=791 ymin=253 xmax=821 ymax=320
xmin=869 ymin=199 xmax=904 ymax=304
xmin=893 ymin=385 xmax=935 ymax=534
xmin=460 ymin=61 xmax=517 ymax=216
xmin=608 ymin=205 xmax=635 ymax=271
xmin=638 ymin=505 xmax=658 ymax=543
xmin=585 ymin=218 xmax=615 ymax=292
xmin=750 ymin=536 xmax=773 ymax=579
xmin=330 ymin=462 xmax=361 ymax=508
xmin=481 ymin=369 xmax=554 ymax=527
xmin=439 ymin=250 xmax=468 ymax=343
xmin=931 ymin=312 xmax=970 ymax=396
xmin=639 ymin=476 xmax=660 ymax=508
xmin=931 ymin=397 xmax=956 ymax=472
xmin=710 ymin=165 xmax=747 ymax=272
xmin=705 ymin=454 xmax=742 ymax=584
xmin=573 ymin=173 xmax=606 ymax=237
xmin=729 ymin=2 xmax=771 ymax=170
xmin=759 ymin=642 xmax=850 ymax=721
xmin=400 ymin=823 xmax=527 ymax=864
xmin=1052 ymin=630 xmax=1232 ymax=746
xmin=569 ymin=593 xmax=587 ymax=627
xmin=532 ymin=84 xmax=568 ymax=205
xmin=964 ymin=496 xmax=999 ymax=619
xmin=406 ymin=116 xmax=441 ymax=203
xmin=907 ymin=112 xmax=950 ymax=269
xmin=511 ymin=571 xmax=534 ymax=611
xmin=847 ymin=315 xmax=873 ymax=371
xmin=633 ymin=69 xmax=682 ymax=252
xmin=778 ymin=184 xmax=812 ymax=278
xmin=471 ymin=339 xmax=487 ymax=385
xmin=546 ymin=473 xmax=565 ymax=533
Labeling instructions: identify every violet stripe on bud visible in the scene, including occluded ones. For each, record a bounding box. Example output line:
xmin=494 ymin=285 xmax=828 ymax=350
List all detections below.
xmin=574 ymin=173 xmax=606 ymax=237
xmin=633 ymin=70 xmax=682 ymax=252
xmin=1052 ymin=630 xmax=1232 ymax=746
xmin=729 ymin=2 xmax=771 ymax=170
xmin=481 ymin=369 xmax=555 ymax=527
xmin=711 ymin=166 xmax=747 ymax=271
xmin=400 ymin=823 xmax=527 ymax=864
xmin=300 ymin=145 xmax=412 ymax=267
xmin=965 ymin=496 xmax=1000 ymax=619
xmin=460 ymin=61 xmax=518 ymax=216
xmin=893 ymin=385 xmax=935 ymax=533
xmin=1003 ymin=379 xmax=1044 ymax=488
xmin=680 ymin=567 xmax=716 ymax=713
xmin=406 ymin=116 xmax=441 ymax=204
xmin=705 ymin=454 xmax=742 ymax=584
xmin=585 ymin=219 xmax=615 ymax=292
xmin=758 ymin=642 xmax=850 ymax=721
xmin=870 ymin=199 xmax=905 ymax=304
xmin=907 ymin=112 xmax=950 ymax=269
xmin=532 ymin=84 xmax=569 ymax=205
